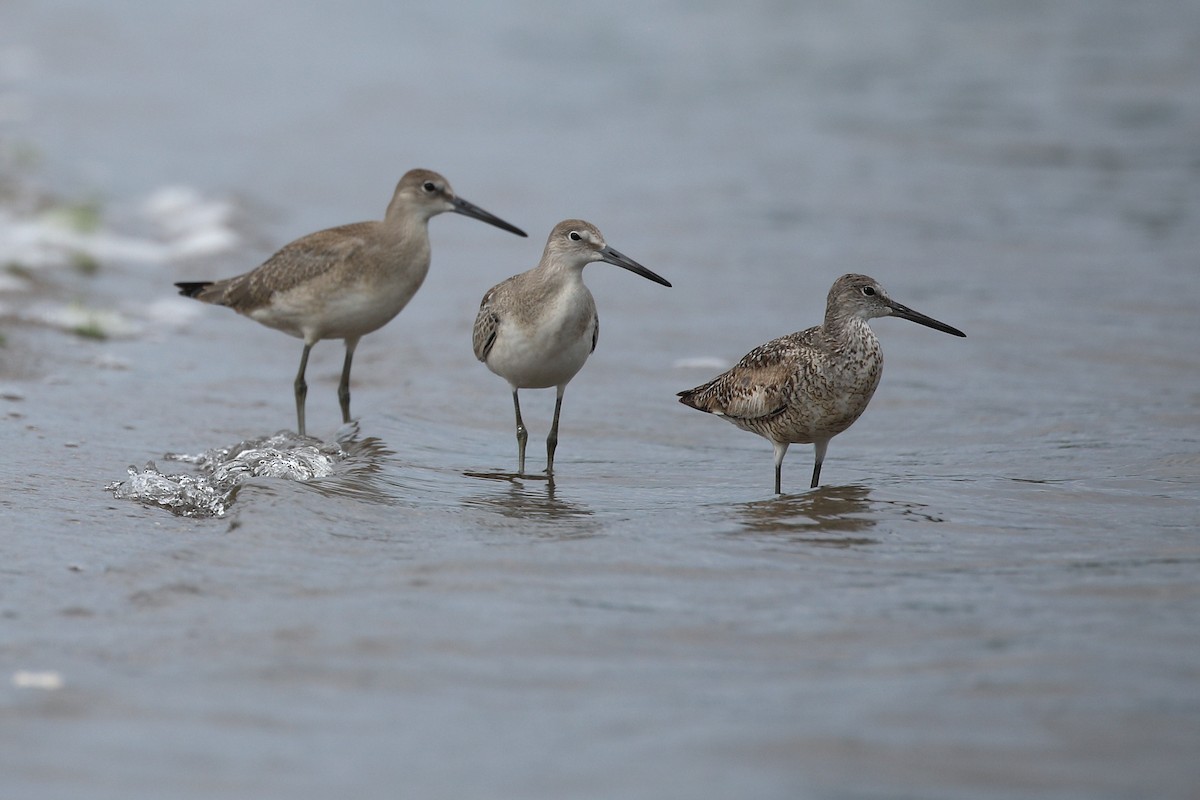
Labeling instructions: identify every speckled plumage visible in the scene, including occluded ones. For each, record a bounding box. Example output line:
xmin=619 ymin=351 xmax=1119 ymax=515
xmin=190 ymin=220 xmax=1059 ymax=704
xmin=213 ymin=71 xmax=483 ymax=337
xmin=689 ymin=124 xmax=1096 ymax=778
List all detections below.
xmin=474 ymin=219 xmax=671 ymax=476
xmin=678 ymin=273 xmax=965 ymax=493
xmin=176 ymin=169 xmax=526 ymax=435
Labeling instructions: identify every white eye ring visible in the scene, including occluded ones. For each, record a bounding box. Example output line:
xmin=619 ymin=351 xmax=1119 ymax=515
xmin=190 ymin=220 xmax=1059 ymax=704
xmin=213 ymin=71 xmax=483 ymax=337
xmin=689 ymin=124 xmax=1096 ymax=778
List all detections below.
xmin=422 ymin=181 xmax=437 ymax=193
xmin=861 ymin=286 xmax=876 ymax=296
xmin=569 ymin=231 xmax=582 ymax=241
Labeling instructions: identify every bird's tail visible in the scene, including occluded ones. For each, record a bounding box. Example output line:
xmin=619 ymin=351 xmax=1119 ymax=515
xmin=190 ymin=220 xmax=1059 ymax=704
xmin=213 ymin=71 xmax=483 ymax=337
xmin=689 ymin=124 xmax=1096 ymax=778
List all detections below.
xmin=175 ymin=281 xmax=214 ymax=299
xmin=677 ymin=383 xmax=720 ymax=414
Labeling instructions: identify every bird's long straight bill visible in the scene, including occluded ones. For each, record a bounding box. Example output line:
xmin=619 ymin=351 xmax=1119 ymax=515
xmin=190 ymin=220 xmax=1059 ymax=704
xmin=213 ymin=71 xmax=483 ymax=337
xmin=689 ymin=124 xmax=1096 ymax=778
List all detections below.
xmin=451 ymin=197 xmax=528 ymax=237
xmin=887 ymin=301 xmax=966 ymax=337
xmin=599 ymin=246 xmax=672 ymax=287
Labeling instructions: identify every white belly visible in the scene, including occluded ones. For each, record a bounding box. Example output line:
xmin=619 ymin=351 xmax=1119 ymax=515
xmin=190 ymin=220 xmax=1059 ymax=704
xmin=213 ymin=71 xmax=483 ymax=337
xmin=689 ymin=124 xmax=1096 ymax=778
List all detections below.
xmin=486 ymin=299 xmax=595 ymax=390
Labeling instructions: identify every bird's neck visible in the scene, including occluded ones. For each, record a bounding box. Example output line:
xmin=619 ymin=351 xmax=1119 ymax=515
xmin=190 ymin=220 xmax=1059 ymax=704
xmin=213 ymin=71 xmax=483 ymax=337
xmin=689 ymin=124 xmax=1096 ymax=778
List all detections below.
xmin=382 ymin=201 xmax=432 ymax=239
xmin=537 ymin=258 xmax=587 ymax=287
xmin=823 ymin=315 xmax=880 ymax=358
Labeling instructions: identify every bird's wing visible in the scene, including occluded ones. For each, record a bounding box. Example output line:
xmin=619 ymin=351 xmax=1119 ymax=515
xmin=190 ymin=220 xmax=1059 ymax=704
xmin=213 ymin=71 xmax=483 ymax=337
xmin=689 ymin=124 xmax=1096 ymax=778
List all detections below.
xmin=472 ymin=308 xmax=499 ymax=362
xmin=472 ymin=278 xmax=515 ymax=362
xmin=679 ymin=333 xmax=808 ymax=420
xmin=220 ymin=223 xmax=373 ymax=311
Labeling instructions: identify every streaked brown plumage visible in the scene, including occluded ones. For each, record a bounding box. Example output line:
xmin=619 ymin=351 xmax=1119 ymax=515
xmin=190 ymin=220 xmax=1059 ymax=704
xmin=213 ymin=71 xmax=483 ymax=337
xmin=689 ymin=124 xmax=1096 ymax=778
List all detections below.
xmin=176 ymin=169 xmax=526 ymax=435
xmin=678 ymin=273 xmax=965 ymax=493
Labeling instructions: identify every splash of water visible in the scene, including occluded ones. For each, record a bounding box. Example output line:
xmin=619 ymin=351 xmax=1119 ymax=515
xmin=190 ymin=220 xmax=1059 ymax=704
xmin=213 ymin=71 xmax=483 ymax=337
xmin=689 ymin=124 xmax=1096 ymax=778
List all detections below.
xmin=107 ymin=430 xmax=349 ymax=518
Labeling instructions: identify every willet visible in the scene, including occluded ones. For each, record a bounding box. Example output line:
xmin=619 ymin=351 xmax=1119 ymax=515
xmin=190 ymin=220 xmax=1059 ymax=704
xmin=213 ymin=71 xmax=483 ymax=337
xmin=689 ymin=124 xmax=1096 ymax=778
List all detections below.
xmin=677 ymin=273 xmax=964 ymax=493
xmin=472 ymin=219 xmax=671 ymax=476
xmin=176 ymin=169 xmax=526 ymax=435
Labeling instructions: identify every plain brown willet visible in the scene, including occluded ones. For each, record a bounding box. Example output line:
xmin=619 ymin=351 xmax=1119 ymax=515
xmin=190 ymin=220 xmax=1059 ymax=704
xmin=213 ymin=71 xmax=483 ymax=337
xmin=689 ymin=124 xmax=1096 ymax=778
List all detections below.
xmin=472 ymin=219 xmax=671 ymax=476
xmin=677 ymin=273 xmax=964 ymax=493
xmin=176 ymin=169 xmax=526 ymax=435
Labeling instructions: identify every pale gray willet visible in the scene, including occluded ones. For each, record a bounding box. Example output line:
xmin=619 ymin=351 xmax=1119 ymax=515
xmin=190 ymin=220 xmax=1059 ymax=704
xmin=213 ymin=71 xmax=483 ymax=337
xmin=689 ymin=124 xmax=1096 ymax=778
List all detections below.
xmin=472 ymin=219 xmax=671 ymax=476
xmin=678 ymin=273 xmax=964 ymax=493
xmin=176 ymin=169 xmax=526 ymax=436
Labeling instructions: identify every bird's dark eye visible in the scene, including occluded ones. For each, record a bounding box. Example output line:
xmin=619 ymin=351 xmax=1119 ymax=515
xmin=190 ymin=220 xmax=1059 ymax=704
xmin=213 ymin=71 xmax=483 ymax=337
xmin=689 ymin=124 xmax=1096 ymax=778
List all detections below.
xmin=861 ymin=286 xmax=876 ymax=296
xmin=569 ymin=231 xmax=582 ymax=241
xmin=422 ymin=181 xmax=437 ymax=193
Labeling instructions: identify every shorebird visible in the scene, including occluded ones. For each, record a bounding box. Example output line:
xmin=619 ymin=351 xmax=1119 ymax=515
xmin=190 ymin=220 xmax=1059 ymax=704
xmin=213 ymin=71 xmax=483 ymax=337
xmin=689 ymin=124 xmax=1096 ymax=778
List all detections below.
xmin=678 ymin=273 xmax=964 ymax=493
xmin=473 ymin=219 xmax=671 ymax=476
xmin=176 ymin=169 xmax=526 ymax=435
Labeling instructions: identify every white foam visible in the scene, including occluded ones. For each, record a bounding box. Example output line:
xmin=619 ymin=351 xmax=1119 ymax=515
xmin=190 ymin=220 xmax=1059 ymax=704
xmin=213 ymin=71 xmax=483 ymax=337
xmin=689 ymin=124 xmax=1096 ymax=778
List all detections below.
xmin=672 ymin=356 xmax=729 ymax=370
xmin=12 ymin=670 xmax=64 ymax=690
xmin=0 ymin=184 xmax=239 ymax=280
xmin=141 ymin=185 xmax=239 ymax=258
xmin=25 ymin=302 xmax=142 ymax=338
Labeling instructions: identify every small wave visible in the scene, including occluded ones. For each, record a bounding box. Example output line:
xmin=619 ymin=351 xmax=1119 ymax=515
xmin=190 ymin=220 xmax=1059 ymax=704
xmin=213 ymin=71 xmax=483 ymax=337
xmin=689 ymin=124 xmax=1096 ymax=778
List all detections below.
xmin=672 ymin=356 xmax=729 ymax=370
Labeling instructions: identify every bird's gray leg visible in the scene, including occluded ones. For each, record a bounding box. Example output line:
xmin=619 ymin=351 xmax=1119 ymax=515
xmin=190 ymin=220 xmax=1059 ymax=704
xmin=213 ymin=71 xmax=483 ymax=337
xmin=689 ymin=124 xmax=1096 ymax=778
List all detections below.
xmin=338 ymin=337 xmax=360 ymax=424
xmin=810 ymin=439 xmax=829 ymax=489
xmin=546 ymin=388 xmax=565 ymax=476
xmin=294 ymin=343 xmax=313 ymax=436
xmin=511 ymin=389 xmax=528 ymax=475
xmin=772 ymin=441 xmax=790 ymax=494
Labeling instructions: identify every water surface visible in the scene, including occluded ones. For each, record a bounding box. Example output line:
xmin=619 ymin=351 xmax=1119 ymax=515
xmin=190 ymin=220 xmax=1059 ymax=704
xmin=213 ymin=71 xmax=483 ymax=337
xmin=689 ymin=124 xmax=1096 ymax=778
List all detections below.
xmin=2 ymin=1 xmax=1198 ymax=798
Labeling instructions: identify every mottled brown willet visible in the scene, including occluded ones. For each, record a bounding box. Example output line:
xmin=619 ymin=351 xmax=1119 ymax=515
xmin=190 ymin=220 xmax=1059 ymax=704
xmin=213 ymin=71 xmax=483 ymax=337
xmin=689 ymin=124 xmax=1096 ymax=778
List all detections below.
xmin=176 ymin=169 xmax=526 ymax=435
xmin=473 ymin=219 xmax=671 ymax=476
xmin=678 ymin=273 xmax=964 ymax=493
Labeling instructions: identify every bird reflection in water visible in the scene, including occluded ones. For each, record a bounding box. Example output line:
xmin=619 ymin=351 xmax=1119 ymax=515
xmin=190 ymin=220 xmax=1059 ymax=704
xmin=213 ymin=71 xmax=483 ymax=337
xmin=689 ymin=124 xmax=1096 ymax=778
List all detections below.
xmin=462 ymin=471 xmax=596 ymax=537
xmin=733 ymin=484 xmax=878 ymax=546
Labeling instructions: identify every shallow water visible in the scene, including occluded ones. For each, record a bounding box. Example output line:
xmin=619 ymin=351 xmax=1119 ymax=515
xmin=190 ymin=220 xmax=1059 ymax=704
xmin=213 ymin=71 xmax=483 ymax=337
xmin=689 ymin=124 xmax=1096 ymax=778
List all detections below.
xmin=3 ymin=1 xmax=1199 ymax=798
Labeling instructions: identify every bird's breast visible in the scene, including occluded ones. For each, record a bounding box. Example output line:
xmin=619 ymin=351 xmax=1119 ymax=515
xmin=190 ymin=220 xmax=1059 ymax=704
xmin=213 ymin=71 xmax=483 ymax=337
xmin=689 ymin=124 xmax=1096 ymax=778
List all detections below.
xmin=485 ymin=288 xmax=596 ymax=389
